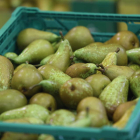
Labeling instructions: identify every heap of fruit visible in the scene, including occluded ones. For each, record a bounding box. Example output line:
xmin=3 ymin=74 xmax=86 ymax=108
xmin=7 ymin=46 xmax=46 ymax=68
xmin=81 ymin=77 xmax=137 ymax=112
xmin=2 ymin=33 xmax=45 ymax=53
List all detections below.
xmin=0 ymin=26 xmax=140 ymax=140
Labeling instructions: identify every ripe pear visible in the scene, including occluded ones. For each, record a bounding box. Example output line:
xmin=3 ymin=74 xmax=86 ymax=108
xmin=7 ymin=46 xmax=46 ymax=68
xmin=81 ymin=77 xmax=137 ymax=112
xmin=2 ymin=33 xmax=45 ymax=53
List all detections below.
xmin=85 ymin=74 xmax=111 ymax=97
xmin=0 ymin=55 xmax=14 ymax=91
xmin=46 ymin=39 xmax=72 ymax=72
xmin=100 ymin=65 xmax=134 ymax=81
xmin=13 ymin=63 xmax=26 ymax=75
xmin=74 ymin=44 xmax=128 ymax=66
xmin=11 ymin=64 xmax=43 ymax=97
xmin=64 ymin=26 xmax=94 ymax=51
xmin=17 ymin=28 xmax=60 ymax=50
xmin=59 ymin=78 xmax=94 ymax=109
xmin=113 ymin=98 xmax=139 ymax=122
xmin=128 ymin=63 xmax=140 ymax=71
xmin=113 ymin=105 xmax=135 ymax=129
xmin=77 ymin=97 xmax=107 ymax=115
xmin=99 ymin=75 xmax=129 ymax=118
xmin=105 ymin=31 xmax=139 ymax=50
xmin=76 ymin=109 xmax=109 ymax=128
xmin=46 ymin=109 xmax=75 ymax=126
xmin=0 ymin=104 xmax=50 ymax=122
xmin=12 ymin=39 xmax=54 ymax=64
xmin=130 ymin=70 xmax=140 ymax=97
xmin=0 ymin=89 xmax=27 ymax=114
xmin=65 ymin=63 xmax=97 ymax=79
xmin=126 ymin=48 xmax=140 ymax=65
xmin=4 ymin=52 xmax=18 ymax=59
xmin=38 ymin=134 xmax=55 ymax=140
xmin=29 ymin=93 xmax=57 ymax=112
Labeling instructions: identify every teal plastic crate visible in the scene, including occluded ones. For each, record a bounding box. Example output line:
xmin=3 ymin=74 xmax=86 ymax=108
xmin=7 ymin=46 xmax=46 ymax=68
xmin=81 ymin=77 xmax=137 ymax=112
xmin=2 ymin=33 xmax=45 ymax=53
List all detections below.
xmin=0 ymin=7 xmax=140 ymax=140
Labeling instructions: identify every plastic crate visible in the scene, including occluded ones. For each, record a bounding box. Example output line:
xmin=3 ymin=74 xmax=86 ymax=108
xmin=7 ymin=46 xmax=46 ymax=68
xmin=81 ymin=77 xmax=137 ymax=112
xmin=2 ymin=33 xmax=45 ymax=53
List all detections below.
xmin=0 ymin=7 xmax=140 ymax=140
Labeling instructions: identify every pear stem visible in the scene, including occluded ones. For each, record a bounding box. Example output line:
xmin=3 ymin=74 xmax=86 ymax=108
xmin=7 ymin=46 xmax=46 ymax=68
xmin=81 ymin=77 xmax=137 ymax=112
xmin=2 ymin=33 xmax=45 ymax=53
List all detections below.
xmin=115 ymin=48 xmax=120 ymax=53
xmin=86 ymin=107 xmax=89 ymax=118
xmin=97 ymin=68 xmax=105 ymax=74
xmin=96 ymin=64 xmax=104 ymax=69
xmin=59 ymin=31 xmax=65 ymax=41
xmin=28 ymin=84 xmax=40 ymax=91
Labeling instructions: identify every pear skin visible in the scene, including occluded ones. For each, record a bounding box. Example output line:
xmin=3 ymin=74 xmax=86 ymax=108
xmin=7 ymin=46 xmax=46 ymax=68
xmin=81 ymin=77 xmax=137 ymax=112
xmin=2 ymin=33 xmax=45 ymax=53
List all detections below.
xmin=0 ymin=55 xmax=14 ymax=91
xmin=65 ymin=63 xmax=97 ymax=79
xmin=74 ymin=44 xmax=128 ymax=66
xmin=17 ymin=28 xmax=60 ymax=50
xmin=99 ymin=75 xmax=129 ymax=118
xmin=65 ymin=26 xmax=94 ymax=51
xmin=4 ymin=52 xmax=18 ymax=59
xmin=105 ymin=31 xmax=139 ymax=50
xmin=128 ymin=63 xmax=140 ymax=71
xmin=113 ymin=98 xmax=139 ymax=122
xmin=13 ymin=39 xmax=54 ymax=64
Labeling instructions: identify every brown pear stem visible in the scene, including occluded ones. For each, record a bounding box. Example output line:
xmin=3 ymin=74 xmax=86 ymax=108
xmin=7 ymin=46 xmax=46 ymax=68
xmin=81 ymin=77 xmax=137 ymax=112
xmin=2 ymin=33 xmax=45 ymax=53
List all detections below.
xmin=96 ymin=64 xmax=104 ymax=69
xmin=59 ymin=31 xmax=65 ymax=41
xmin=97 ymin=68 xmax=105 ymax=74
xmin=86 ymin=107 xmax=89 ymax=118
xmin=115 ymin=48 xmax=120 ymax=53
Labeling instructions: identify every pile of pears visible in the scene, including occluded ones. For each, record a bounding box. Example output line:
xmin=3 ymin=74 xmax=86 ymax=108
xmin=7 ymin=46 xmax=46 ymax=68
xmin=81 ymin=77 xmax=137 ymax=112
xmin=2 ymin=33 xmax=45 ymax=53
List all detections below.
xmin=0 ymin=25 xmax=140 ymax=140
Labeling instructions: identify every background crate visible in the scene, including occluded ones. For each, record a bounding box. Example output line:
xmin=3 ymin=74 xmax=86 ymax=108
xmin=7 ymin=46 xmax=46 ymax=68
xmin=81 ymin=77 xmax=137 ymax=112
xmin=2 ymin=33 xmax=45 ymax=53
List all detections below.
xmin=0 ymin=7 xmax=140 ymax=140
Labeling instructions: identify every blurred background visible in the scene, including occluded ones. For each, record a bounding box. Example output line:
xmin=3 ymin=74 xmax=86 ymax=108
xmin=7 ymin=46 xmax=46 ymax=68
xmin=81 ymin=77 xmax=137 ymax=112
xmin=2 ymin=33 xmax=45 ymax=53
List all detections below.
xmin=0 ymin=0 xmax=140 ymax=32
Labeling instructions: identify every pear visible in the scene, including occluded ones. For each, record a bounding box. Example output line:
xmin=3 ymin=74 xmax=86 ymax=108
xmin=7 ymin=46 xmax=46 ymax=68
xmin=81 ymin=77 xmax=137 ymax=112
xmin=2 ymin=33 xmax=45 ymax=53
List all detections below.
xmin=65 ymin=63 xmax=97 ymax=79
xmin=128 ymin=63 xmax=140 ymax=71
xmin=11 ymin=64 xmax=43 ymax=97
xmin=1 ymin=117 xmax=44 ymax=140
xmin=77 ymin=97 xmax=107 ymax=115
xmin=17 ymin=28 xmax=60 ymax=50
xmin=64 ymin=26 xmax=94 ymax=51
xmin=74 ymin=44 xmax=128 ymax=66
xmin=126 ymin=48 xmax=140 ymax=65
xmin=40 ymin=54 xmax=54 ymax=65
xmin=113 ymin=105 xmax=135 ymax=129
xmin=113 ymin=98 xmax=139 ymax=122
xmin=99 ymin=75 xmax=129 ymax=118
xmin=85 ymin=74 xmax=111 ymax=97
xmin=12 ymin=39 xmax=55 ymax=64
xmin=100 ymin=65 xmax=134 ymax=81
xmin=38 ymin=134 xmax=55 ymax=140
xmin=46 ymin=109 xmax=75 ymax=126
xmin=0 ymin=104 xmax=50 ymax=122
xmin=38 ymin=64 xmax=71 ymax=89
xmin=13 ymin=63 xmax=26 ymax=75
xmin=76 ymin=109 xmax=109 ymax=128
xmin=96 ymin=48 xmax=120 ymax=74
xmin=72 ymin=56 xmax=86 ymax=64
xmin=0 ymin=89 xmax=27 ymax=114
xmin=59 ymin=78 xmax=94 ymax=109
xmin=105 ymin=31 xmax=139 ymax=50
xmin=29 ymin=93 xmax=57 ymax=112
xmin=129 ymin=70 xmax=140 ymax=97
xmin=4 ymin=52 xmax=18 ymax=59
xmin=0 ymin=55 xmax=14 ymax=91
xmin=46 ymin=39 xmax=72 ymax=72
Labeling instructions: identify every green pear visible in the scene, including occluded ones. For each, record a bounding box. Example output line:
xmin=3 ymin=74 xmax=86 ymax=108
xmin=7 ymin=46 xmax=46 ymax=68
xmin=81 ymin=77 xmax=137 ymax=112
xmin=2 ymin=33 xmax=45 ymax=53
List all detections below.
xmin=17 ymin=28 xmax=61 ymax=50
xmin=0 ymin=89 xmax=27 ymax=114
xmin=74 ymin=44 xmax=128 ymax=66
xmin=13 ymin=63 xmax=26 ymax=75
xmin=72 ymin=56 xmax=86 ymax=64
xmin=46 ymin=109 xmax=75 ymax=126
xmin=1 ymin=117 xmax=44 ymax=140
xmin=128 ymin=63 xmax=140 ymax=71
xmin=100 ymin=65 xmax=134 ymax=81
xmin=130 ymin=70 xmax=140 ymax=97
xmin=0 ymin=104 xmax=50 ymax=122
xmin=77 ymin=97 xmax=107 ymax=115
xmin=46 ymin=39 xmax=72 ymax=72
xmin=11 ymin=64 xmax=43 ymax=97
xmin=29 ymin=93 xmax=57 ymax=112
xmin=85 ymin=74 xmax=111 ymax=97
xmin=38 ymin=134 xmax=55 ymax=140
xmin=105 ymin=31 xmax=139 ymax=50
xmin=12 ymin=39 xmax=54 ymax=64
xmin=4 ymin=52 xmax=18 ymax=59
xmin=76 ymin=109 xmax=109 ymax=128
xmin=40 ymin=54 xmax=54 ymax=65
xmin=38 ymin=64 xmax=71 ymax=89
xmin=99 ymin=75 xmax=129 ymax=118
xmin=64 ymin=26 xmax=94 ymax=51
xmin=60 ymin=78 xmax=94 ymax=109
xmin=65 ymin=63 xmax=97 ymax=79
xmin=126 ymin=48 xmax=140 ymax=65
xmin=0 ymin=55 xmax=14 ymax=91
